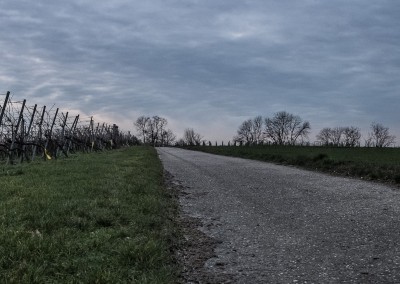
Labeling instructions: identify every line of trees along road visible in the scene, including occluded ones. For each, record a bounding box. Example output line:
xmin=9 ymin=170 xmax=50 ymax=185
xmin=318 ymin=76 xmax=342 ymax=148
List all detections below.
xmin=317 ymin=126 xmax=362 ymax=147
xmin=316 ymin=123 xmax=396 ymax=147
xmin=134 ymin=116 xmax=176 ymax=146
xmin=182 ymin=128 xmax=203 ymax=146
xmin=134 ymin=111 xmax=397 ymax=148
xmin=134 ymin=116 xmax=204 ymax=146
xmin=234 ymin=111 xmax=396 ymax=147
xmin=234 ymin=111 xmax=311 ymax=146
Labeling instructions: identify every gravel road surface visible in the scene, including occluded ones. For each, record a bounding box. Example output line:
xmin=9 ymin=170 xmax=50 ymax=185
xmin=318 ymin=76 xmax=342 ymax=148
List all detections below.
xmin=157 ymin=147 xmax=400 ymax=283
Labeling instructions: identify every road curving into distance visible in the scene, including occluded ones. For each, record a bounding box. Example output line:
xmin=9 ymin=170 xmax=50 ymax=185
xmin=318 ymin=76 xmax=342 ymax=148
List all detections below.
xmin=157 ymin=147 xmax=400 ymax=283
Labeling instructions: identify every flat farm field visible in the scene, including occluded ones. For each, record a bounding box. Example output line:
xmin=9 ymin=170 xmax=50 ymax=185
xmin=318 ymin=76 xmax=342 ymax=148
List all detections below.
xmin=184 ymin=146 xmax=400 ymax=185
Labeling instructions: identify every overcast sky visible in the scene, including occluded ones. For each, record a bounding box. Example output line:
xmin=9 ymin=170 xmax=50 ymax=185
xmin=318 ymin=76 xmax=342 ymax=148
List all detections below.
xmin=1 ymin=1 xmax=399 ymax=143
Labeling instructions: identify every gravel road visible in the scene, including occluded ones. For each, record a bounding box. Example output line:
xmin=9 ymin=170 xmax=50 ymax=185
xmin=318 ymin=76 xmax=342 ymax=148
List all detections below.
xmin=157 ymin=147 xmax=400 ymax=283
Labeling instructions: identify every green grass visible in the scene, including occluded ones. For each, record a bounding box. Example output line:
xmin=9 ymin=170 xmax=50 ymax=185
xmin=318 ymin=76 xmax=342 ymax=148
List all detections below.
xmin=0 ymin=147 xmax=178 ymax=283
xmin=184 ymin=146 xmax=400 ymax=185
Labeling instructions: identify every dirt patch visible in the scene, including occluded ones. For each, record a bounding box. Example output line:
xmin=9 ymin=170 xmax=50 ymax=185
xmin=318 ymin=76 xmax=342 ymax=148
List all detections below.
xmin=164 ymin=171 xmax=234 ymax=284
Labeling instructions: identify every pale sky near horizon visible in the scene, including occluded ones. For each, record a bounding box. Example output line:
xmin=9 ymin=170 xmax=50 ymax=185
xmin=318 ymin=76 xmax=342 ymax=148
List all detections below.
xmin=1 ymin=1 xmax=399 ymax=144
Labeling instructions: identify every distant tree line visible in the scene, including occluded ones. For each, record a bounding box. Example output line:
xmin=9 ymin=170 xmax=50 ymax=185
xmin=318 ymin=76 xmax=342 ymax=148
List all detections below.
xmin=316 ymin=126 xmax=362 ymax=147
xmin=233 ymin=111 xmax=396 ymax=147
xmin=134 ymin=116 xmax=205 ymax=147
xmin=181 ymin=128 xmax=203 ymax=146
xmin=134 ymin=116 xmax=176 ymax=146
xmin=234 ymin=111 xmax=311 ymax=145
xmin=134 ymin=111 xmax=396 ymax=148
xmin=316 ymin=123 xmax=396 ymax=147
xmin=365 ymin=123 xmax=396 ymax=147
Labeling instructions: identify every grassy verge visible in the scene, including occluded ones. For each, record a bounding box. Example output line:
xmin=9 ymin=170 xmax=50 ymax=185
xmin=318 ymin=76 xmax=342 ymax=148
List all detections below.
xmin=183 ymin=146 xmax=400 ymax=185
xmin=0 ymin=147 xmax=178 ymax=283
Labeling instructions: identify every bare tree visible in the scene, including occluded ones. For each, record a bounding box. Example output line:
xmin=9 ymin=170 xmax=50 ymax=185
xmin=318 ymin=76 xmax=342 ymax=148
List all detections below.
xmin=264 ymin=112 xmax=288 ymax=145
xmin=151 ymin=116 xmax=167 ymax=146
xmin=264 ymin=111 xmax=310 ymax=145
xmin=161 ymin=129 xmax=176 ymax=146
xmin=368 ymin=122 xmax=396 ymax=147
xmin=134 ymin=116 xmax=174 ymax=146
xmin=288 ymin=115 xmax=311 ymax=145
xmin=330 ymin=127 xmax=344 ymax=146
xmin=317 ymin=126 xmax=361 ymax=147
xmin=316 ymin=127 xmax=332 ymax=145
xmin=234 ymin=119 xmax=253 ymax=144
xmin=234 ymin=116 xmax=263 ymax=145
xmin=342 ymin=126 xmax=361 ymax=147
xmin=134 ymin=116 xmax=150 ymax=144
xmin=252 ymin=115 xmax=263 ymax=144
xmin=183 ymin=128 xmax=203 ymax=146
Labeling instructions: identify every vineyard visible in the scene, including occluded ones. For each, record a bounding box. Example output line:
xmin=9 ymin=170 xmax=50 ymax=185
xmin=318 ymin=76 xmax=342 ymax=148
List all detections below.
xmin=0 ymin=91 xmax=136 ymax=165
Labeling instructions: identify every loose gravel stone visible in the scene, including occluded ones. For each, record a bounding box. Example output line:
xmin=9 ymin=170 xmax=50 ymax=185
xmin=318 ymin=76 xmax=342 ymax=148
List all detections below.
xmin=157 ymin=147 xmax=400 ymax=283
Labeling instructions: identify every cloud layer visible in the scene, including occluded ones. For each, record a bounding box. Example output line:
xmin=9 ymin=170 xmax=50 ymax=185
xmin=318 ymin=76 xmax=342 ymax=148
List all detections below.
xmin=1 ymin=1 xmax=399 ymax=142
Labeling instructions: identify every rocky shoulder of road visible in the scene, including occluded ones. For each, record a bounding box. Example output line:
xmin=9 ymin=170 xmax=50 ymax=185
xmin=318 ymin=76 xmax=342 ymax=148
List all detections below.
xmin=164 ymin=171 xmax=234 ymax=284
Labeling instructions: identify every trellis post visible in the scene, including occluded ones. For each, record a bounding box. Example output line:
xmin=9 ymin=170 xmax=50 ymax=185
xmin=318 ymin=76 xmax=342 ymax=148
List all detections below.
xmin=67 ymin=115 xmax=79 ymax=155
xmin=21 ymin=104 xmax=37 ymax=162
xmin=55 ymin=112 xmax=68 ymax=158
xmin=0 ymin=91 xmax=10 ymax=127
xmin=7 ymin=99 xmax=26 ymax=164
xmin=44 ymin=108 xmax=59 ymax=160
xmin=32 ymin=106 xmax=46 ymax=161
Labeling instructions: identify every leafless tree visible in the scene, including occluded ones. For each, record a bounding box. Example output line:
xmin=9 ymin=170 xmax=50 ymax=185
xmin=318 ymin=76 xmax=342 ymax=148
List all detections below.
xmin=264 ymin=111 xmax=310 ymax=145
xmin=151 ymin=116 xmax=167 ymax=146
xmin=316 ymin=127 xmax=332 ymax=145
xmin=183 ymin=128 xmax=203 ymax=146
xmin=342 ymin=126 xmax=361 ymax=147
xmin=330 ymin=127 xmax=344 ymax=146
xmin=317 ymin=126 xmax=361 ymax=147
xmin=161 ymin=129 xmax=176 ymax=146
xmin=234 ymin=119 xmax=252 ymax=144
xmin=287 ymin=115 xmax=311 ymax=145
xmin=234 ymin=115 xmax=263 ymax=145
xmin=134 ymin=116 xmax=150 ymax=144
xmin=368 ymin=122 xmax=396 ymax=147
xmin=134 ymin=116 xmax=174 ymax=146
xmin=253 ymin=115 xmax=263 ymax=144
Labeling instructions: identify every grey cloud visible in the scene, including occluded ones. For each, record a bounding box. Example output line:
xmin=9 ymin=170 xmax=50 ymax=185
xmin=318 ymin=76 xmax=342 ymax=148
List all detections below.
xmin=0 ymin=0 xmax=399 ymax=142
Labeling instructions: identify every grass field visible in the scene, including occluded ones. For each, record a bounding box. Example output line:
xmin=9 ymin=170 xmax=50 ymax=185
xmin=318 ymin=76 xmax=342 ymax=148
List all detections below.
xmin=184 ymin=146 xmax=400 ymax=185
xmin=0 ymin=147 xmax=178 ymax=283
